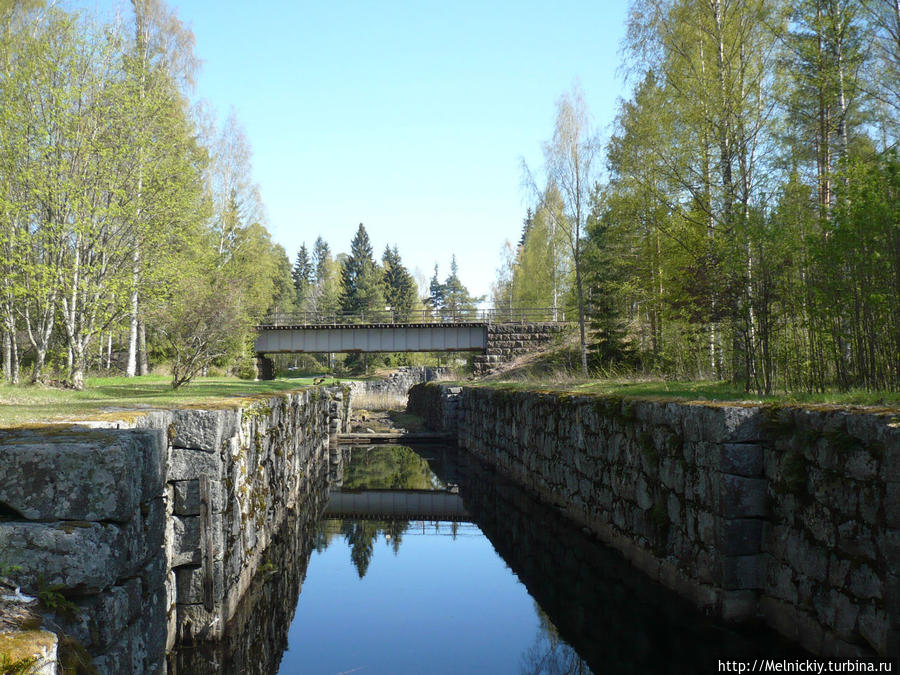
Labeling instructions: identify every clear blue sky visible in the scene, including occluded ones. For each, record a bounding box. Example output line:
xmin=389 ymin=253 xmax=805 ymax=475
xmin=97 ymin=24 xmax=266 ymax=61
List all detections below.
xmin=169 ymin=0 xmax=631 ymax=301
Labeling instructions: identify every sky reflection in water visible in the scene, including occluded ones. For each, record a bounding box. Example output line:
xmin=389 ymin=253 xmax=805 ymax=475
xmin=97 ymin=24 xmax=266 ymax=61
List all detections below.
xmin=279 ymin=520 xmax=543 ymax=675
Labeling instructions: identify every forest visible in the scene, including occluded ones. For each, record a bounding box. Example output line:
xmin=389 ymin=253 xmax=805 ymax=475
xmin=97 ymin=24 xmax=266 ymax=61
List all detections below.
xmin=2 ymin=0 xmax=898 ymax=395
xmin=0 ymin=1 xmax=477 ymax=389
xmin=495 ymin=0 xmax=900 ymax=395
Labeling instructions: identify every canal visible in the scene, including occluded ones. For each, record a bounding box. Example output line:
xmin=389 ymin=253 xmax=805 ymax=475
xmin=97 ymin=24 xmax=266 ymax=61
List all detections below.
xmin=169 ymin=443 xmax=806 ymax=674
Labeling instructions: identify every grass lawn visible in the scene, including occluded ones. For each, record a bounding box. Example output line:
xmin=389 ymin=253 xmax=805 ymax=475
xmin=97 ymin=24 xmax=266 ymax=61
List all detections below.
xmin=470 ymin=377 xmax=900 ymax=410
xmin=0 ymin=374 xmax=347 ymax=427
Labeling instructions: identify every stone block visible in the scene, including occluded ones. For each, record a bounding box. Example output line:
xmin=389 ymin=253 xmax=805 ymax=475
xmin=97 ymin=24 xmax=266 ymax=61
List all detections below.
xmin=859 ymin=605 xmax=889 ymax=654
xmin=172 ymin=515 xmax=201 ymax=566
xmin=0 ymin=428 xmax=164 ymax=522
xmin=767 ymin=562 xmax=798 ymax=604
xmin=172 ymin=513 xmax=224 ymax=568
xmin=659 ymin=457 xmax=685 ymax=492
xmin=176 ymin=603 xmax=223 ymax=642
xmin=849 ymin=563 xmax=882 ymax=601
xmin=836 ymin=519 xmax=875 ymax=561
xmin=701 ymin=406 xmax=763 ymax=443
xmin=886 ymin=483 xmax=900 ymax=529
xmin=719 ymin=443 xmax=764 ymax=477
xmin=721 ymin=475 xmax=768 ymax=518
xmin=69 ymin=579 xmax=142 ymax=650
xmin=635 ymin=475 xmax=654 ymax=510
xmin=169 ymin=446 xmax=223 ymax=481
xmin=170 ymin=408 xmax=240 ymax=452
xmin=886 ymin=575 xmax=900 ymax=628
xmin=0 ymin=520 xmax=132 ymax=591
xmin=175 ymin=564 xmax=224 ymax=606
xmin=718 ymin=518 xmax=764 ymax=556
xmin=697 ymin=510 xmax=717 ymax=546
xmin=722 ymin=554 xmax=763 ymax=590
xmin=135 ymin=580 xmax=171 ymax=671
xmin=172 ymin=480 xmax=225 ymax=516
xmin=844 ymin=449 xmax=878 ymax=481
xmin=882 ymin=434 xmax=900 ymax=483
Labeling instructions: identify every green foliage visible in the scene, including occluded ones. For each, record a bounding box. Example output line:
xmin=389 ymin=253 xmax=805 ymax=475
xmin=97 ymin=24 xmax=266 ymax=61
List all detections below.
xmin=381 ymin=245 xmax=418 ymax=318
xmin=36 ymin=577 xmax=79 ymax=619
xmin=488 ymin=0 xmax=899 ymax=396
xmin=340 ymin=223 xmax=386 ymax=316
xmin=427 ymin=257 xmax=483 ymax=317
xmin=508 ymin=187 xmax=571 ymax=312
xmin=291 ymin=243 xmax=313 ymax=307
xmin=0 ymin=652 xmax=39 ymax=675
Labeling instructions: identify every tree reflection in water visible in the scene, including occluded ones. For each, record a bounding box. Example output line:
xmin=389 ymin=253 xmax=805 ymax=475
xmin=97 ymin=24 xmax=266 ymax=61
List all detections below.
xmin=321 ymin=444 xmax=453 ymax=577
xmin=521 ymin=604 xmax=591 ymax=675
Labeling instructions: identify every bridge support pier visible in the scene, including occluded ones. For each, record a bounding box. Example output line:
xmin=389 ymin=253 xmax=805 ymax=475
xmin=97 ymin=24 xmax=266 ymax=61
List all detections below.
xmin=473 ymin=322 xmax=566 ymax=375
xmin=255 ymin=353 xmax=275 ymax=380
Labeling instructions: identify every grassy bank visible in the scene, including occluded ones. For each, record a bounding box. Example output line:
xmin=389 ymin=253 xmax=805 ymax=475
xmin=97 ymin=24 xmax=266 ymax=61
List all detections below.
xmin=0 ymin=374 xmax=345 ymax=427
xmin=470 ymin=377 xmax=900 ymax=411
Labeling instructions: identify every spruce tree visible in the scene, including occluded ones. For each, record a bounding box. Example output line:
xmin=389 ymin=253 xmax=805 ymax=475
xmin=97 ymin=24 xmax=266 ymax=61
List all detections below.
xmin=340 ymin=223 xmax=385 ymax=316
xmin=441 ymin=255 xmax=481 ymax=316
xmin=313 ymin=236 xmax=331 ymax=282
xmin=292 ymin=243 xmax=313 ymax=307
xmin=427 ymin=263 xmax=444 ymax=313
xmin=382 ymin=245 xmax=417 ymax=319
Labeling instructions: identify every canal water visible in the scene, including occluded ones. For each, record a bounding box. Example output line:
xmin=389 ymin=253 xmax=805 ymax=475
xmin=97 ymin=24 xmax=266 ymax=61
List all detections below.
xmin=170 ymin=444 xmax=806 ymax=674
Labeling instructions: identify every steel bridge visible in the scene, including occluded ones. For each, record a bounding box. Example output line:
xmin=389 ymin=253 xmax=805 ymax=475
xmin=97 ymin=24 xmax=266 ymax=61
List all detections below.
xmin=323 ymin=488 xmax=470 ymax=521
xmin=254 ymin=307 xmax=565 ymax=355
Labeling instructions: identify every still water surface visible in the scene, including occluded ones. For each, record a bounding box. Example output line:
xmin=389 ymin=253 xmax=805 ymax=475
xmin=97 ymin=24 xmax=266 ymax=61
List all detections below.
xmin=173 ymin=444 xmax=805 ymax=674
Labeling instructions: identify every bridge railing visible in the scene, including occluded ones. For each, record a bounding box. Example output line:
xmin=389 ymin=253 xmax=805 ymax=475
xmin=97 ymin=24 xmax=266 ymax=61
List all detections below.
xmin=258 ymin=307 xmax=567 ymax=327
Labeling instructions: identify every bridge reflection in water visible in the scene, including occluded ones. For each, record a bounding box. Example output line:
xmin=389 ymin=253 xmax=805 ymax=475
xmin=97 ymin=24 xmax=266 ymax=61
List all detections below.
xmin=169 ymin=443 xmax=806 ymax=675
xmin=323 ymin=488 xmax=469 ymax=521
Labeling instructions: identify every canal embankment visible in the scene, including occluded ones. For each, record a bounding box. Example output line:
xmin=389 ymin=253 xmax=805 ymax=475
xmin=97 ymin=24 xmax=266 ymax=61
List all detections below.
xmin=407 ymin=382 xmax=900 ymax=659
xmin=0 ymin=386 xmax=349 ymax=673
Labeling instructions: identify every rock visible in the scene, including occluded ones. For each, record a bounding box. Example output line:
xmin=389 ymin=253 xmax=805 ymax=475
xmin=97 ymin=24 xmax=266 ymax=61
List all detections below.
xmin=170 ymin=408 xmax=240 ymax=452
xmin=0 ymin=630 xmax=58 ymax=675
xmin=0 ymin=520 xmax=134 ymax=592
xmin=0 ymin=428 xmax=164 ymax=522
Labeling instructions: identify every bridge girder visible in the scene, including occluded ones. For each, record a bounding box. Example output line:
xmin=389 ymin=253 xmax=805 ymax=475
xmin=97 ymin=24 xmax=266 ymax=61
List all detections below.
xmin=254 ymin=323 xmax=487 ymax=354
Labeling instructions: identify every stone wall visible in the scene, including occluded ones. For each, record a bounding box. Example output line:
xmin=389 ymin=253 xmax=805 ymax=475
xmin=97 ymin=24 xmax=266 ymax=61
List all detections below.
xmin=761 ymin=407 xmax=898 ymax=656
xmin=0 ymin=385 xmax=348 ymax=673
xmin=345 ymin=366 xmax=451 ymax=400
xmin=457 ymin=451 xmax=804 ymax=672
xmin=407 ymin=383 xmax=900 ymax=658
xmin=168 ymin=452 xmax=330 ymax=674
xmin=473 ymin=322 xmax=566 ymax=375
xmin=0 ymin=426 xmax=169 ymax=672
xmin=407 ymin=382 xmax=462 ymax=432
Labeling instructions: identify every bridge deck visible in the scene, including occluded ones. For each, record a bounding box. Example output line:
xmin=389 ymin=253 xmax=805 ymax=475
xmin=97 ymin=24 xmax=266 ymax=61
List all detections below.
xmin=255 ymin=323 xmax=487 ymax=354
xmin=323 ymin=489 xmax=470 ymax=521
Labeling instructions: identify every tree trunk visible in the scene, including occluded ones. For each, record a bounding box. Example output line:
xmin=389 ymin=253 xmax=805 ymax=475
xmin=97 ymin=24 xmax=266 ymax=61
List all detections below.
xmin=575 ymin=245 xmax=588 ymax=378
xmin=2 ymin=330 xmax=9 ymax=382
xmin=71 ymin=340 xmax=85 ymax=390
xmin=126 ymin=249 xmax=140 ymax=377
xmin=4 ymin=312 xmax=19 ymax=384
xmin=138 ymin=318 xmax=149 ymax=375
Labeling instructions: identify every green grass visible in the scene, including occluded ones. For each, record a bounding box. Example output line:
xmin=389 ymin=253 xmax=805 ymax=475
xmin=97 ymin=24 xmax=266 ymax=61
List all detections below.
xmin=0 ymin=374 xmax=348 ymax=427
xmin=466 ymin=377 xmax=900 ymax=410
